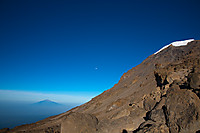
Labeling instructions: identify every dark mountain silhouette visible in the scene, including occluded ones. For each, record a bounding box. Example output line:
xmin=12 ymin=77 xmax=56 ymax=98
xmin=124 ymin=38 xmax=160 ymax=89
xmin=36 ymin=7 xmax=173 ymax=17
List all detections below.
xmin=32 ymin=99 xmax=62 ymax=106
xmin=0 ymin=100 xmax=72 ymax=130
xmin=1 ymin=40 xmax=200 ymax=133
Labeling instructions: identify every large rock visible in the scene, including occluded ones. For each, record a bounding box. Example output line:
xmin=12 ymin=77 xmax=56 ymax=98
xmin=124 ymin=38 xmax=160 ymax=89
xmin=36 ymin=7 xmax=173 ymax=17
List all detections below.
xmin=134 ymin=120 xmax=169 ymax=133
xmin=165 ymin=89 xmax=200 ymax=133
xmin=188 ymin=72 xmax=200 ymax=89
xmin=61 ymin=112 xmax=98 ymax=133
xmin=149 ymin=108 xmax=165 ymax=123
xmin=143 ymin=97 xmax=157 ymax=111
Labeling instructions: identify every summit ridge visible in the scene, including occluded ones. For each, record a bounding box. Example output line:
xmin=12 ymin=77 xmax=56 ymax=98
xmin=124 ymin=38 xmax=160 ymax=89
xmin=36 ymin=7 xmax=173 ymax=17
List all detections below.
xmin=154 ymin=39 xmax=194 ymax=54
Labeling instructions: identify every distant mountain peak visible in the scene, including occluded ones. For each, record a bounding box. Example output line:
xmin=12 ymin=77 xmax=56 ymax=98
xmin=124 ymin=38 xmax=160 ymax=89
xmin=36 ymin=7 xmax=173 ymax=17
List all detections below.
xmin=42 ymin=99 xmax=53 ymax=102
xmin=33 ymin=99 xmax=61 ymax=106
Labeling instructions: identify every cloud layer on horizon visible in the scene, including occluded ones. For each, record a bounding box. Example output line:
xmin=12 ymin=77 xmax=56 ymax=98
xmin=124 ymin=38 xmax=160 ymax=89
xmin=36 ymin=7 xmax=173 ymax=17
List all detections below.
xmin=0 ymin=89 xmax=96 ymax=104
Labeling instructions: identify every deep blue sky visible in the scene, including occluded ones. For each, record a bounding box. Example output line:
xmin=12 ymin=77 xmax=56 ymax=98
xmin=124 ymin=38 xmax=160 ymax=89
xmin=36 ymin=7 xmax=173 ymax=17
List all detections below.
xmin=0 ymin=0 xmax=200 ymax=103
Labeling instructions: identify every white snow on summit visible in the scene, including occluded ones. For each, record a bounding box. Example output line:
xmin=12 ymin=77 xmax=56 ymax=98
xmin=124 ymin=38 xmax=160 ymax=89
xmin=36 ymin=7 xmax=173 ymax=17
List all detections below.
xmin=154 ymin=39 xmax=194 ymax=55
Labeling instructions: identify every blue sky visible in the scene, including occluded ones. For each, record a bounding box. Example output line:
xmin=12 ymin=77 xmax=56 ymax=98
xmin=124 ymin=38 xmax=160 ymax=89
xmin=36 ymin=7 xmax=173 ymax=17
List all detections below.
xmin=0 ymin=0 xmax=200 ymax=104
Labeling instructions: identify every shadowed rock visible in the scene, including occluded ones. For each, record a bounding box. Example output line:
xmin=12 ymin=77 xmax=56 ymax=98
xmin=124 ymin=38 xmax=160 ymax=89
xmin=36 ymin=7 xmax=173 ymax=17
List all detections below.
xmin=165 ymin=89 xmax=200 ymax=133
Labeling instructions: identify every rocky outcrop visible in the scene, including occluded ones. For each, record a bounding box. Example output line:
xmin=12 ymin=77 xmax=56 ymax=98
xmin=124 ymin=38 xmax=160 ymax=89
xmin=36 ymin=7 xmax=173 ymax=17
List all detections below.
xmin=3 ymin=40 xmax=200 ymax=133
xmin=133 ymin=40 xmax=200 ymax=133
xmin=134 ymin=88 xmax=200 ymax=133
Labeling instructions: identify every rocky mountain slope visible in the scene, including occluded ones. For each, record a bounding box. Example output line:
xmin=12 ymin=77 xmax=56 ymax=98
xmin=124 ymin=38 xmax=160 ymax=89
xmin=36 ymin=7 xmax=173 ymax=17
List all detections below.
xmin=1 ymin=40 xmax=200 ymax=133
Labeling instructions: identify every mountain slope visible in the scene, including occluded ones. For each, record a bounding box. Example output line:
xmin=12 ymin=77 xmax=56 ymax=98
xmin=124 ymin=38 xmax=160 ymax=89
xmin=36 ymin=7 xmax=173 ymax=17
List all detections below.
xmin=2 ymin=40 xmax=200 ymax=133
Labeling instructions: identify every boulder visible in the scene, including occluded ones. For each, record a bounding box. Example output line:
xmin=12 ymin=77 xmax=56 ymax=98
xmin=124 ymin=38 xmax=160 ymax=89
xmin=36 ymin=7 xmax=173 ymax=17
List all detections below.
xmin=189 ymin=72 xmax=200 ymax=89
xmin=134 ymin=120 xmax=169 ymax=133
xmin=149 ymin=108 xmax=165 ymax=123
xmin=143 ymin=97 xmax=156 ymax=111
xmin=166 ymin=89 xmax=200 ymax=133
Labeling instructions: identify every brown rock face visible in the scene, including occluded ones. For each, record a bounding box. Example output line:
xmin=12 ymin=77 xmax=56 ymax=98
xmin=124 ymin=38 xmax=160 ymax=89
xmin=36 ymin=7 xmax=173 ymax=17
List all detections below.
xmin=166 ymin=89 xmax=200 ymax=133
xmin=3 ymin=40 xmax=200 ymax=133
xmin=143 ymin=96 xmax=157 ymax=111
xmin=61 ymin=113 xmax=98 ymax=133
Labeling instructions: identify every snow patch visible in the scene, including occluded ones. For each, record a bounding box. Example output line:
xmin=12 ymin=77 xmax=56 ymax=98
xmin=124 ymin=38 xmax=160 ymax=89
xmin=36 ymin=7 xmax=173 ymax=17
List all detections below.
xmin=154 ymin=39 xmax=194 ymax=55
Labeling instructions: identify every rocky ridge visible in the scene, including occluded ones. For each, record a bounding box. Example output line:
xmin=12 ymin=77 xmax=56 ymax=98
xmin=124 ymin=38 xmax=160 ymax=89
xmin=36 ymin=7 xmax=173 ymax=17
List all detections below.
xmin=1 ymin=40 xmax=200 ymax=133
